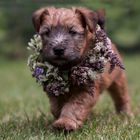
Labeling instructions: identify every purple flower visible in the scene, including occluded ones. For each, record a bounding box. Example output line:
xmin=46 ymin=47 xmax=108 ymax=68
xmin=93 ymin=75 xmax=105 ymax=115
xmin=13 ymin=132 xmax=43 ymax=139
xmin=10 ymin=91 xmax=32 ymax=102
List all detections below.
xmin=33 ymin=67 xmax=44 ymax=77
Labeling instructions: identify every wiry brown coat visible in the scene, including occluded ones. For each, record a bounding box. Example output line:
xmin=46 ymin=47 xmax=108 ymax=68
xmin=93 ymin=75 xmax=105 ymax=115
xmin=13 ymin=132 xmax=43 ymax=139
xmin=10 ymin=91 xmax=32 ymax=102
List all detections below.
xmin=32 ymin=7 xmax=132 ymax=131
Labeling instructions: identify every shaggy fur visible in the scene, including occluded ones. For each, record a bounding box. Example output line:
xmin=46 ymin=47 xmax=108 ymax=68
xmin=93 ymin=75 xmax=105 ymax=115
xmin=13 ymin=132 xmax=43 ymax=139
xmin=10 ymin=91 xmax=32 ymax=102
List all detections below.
xmin=32 ymin=7 xmax=132 ymax=131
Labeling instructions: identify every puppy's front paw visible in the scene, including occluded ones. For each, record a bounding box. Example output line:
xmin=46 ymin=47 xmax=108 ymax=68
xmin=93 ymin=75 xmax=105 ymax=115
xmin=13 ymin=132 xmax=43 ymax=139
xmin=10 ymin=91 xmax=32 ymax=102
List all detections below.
xmin=53 ymin=117 xmax=78 ymax=131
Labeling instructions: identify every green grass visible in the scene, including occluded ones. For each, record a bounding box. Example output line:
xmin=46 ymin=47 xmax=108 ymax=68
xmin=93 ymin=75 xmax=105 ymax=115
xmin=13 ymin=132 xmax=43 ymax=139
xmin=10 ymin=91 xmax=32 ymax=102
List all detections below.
xmin=0 ymin=55 xmax=140 ymax=140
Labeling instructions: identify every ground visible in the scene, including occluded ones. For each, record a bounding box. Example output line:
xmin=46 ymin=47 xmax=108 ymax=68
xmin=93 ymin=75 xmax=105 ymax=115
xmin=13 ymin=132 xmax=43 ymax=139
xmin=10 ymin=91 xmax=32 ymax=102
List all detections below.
xmin=0 ymin=55 xmax=140 ymax=140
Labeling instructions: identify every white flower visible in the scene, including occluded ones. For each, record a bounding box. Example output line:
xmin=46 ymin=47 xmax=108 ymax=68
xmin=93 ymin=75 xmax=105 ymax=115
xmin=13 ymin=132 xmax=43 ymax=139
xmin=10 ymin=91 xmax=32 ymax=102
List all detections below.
xmin=89 ymin=56 xmax=96 ymax=63
xmin=94 ymin=42 xmax=104 ymax=52
xmin=88 ymin=70 xmax=97 ymax=80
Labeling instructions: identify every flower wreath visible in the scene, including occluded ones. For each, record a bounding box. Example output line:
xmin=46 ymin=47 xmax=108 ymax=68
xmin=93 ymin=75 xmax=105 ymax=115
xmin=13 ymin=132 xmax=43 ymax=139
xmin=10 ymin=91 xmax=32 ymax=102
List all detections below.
xmin=27 ymin=25 xmax=124 ymax=96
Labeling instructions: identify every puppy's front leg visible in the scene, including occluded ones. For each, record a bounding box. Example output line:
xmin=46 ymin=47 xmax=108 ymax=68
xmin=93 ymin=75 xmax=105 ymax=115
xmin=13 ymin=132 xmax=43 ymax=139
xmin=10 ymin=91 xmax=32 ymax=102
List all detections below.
xmin=53 ymin=86 xmax=99 ymax=131
xmin=48 ymin=94 xmax=67 ymax=119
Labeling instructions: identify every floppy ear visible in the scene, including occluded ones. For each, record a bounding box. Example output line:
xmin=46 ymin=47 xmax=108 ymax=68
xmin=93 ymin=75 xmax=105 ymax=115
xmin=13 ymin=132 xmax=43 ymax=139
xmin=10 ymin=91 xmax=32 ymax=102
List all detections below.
xmin=75 ymin=7 xmax=98 ymax=33
xmin=96 ymin=9 xmax=106 ymax=30
xmin=32 ymin=8 xmax=49 ymax=32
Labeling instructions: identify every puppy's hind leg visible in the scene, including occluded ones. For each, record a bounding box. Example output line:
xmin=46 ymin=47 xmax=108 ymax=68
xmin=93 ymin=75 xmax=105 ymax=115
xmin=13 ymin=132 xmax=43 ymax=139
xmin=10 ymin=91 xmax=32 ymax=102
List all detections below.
xmin=108 ymin=71 xmax=132 ymax=116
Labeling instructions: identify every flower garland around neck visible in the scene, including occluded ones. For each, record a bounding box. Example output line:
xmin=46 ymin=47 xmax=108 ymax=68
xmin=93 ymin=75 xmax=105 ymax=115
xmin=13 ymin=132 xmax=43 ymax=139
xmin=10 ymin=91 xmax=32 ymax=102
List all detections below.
xmin=27 ymin=25 xmax=125 ymax=96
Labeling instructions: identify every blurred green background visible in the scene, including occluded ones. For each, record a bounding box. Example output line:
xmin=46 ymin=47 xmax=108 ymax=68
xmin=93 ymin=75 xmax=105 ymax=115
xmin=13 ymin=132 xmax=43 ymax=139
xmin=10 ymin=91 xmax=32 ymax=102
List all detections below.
xmin=0 ymin=0 xmax=140 ymax=59
xmin=0 ymin=1 xmax=140 ymax=139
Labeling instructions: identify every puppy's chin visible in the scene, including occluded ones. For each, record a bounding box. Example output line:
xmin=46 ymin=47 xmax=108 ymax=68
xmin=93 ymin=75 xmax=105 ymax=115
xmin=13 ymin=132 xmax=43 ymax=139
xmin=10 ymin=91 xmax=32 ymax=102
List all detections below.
xmin=44 ymin=56 xmax=82 ymax=70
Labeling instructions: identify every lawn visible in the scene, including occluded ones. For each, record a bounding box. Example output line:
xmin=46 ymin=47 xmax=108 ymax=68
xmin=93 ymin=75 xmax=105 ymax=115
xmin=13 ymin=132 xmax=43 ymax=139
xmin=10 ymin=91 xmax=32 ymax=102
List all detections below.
xmin=0 ymin=55 xmax=140 ymax=140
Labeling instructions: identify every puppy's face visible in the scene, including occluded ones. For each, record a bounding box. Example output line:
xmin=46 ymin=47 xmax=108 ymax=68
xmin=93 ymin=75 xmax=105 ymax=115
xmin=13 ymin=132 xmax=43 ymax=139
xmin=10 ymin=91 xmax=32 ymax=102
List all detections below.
xmin=32 ymin=7 xmax=104 ymax=67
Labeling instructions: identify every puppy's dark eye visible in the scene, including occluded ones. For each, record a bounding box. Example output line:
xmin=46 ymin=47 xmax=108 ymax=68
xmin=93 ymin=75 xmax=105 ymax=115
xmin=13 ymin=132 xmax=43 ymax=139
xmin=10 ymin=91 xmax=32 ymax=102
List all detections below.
xmin=69 ymin=30 xmax=77 ymax=36
xmin=40 ymin=28 xmax=50 ymax=37
xmin=44 ymin=29 xmax=50 ymax=36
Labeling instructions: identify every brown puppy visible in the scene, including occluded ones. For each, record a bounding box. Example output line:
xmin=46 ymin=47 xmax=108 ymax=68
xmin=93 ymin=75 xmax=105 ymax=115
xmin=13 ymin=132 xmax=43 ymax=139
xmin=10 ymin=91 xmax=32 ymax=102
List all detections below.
xmin=32 ymin=7 xmax=132 ymax=131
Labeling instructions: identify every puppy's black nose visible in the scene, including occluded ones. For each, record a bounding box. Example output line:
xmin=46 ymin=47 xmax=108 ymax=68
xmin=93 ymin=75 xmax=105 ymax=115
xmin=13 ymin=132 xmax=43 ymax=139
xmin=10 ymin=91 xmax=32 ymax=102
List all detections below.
xmin=53 ymin=47 xmax=65 ymax=56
